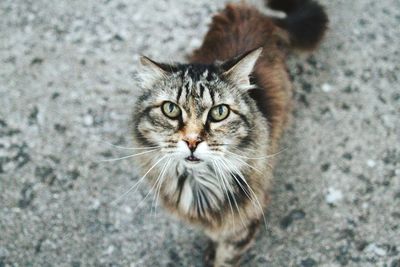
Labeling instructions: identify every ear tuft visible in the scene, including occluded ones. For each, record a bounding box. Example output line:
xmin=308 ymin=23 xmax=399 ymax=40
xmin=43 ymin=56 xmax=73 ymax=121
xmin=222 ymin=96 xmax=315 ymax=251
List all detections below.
xmin=137 ymin=56 xmax=167 ymax=87
xmin=223 ymin=48 xmax=263 ymax=90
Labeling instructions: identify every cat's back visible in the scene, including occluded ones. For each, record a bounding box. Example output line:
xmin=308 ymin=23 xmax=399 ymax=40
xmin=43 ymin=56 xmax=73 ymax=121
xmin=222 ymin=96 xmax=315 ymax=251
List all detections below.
xmin=190 ymin=3 xmax=292 ymax=151
xmin=190 ymin=3 xmax=284 ymax=64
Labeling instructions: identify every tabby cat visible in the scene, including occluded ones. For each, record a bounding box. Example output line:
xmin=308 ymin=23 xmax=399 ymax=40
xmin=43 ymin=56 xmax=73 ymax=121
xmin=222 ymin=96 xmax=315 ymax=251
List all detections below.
xmin=131 ymin=0 xmax=328 ymax=266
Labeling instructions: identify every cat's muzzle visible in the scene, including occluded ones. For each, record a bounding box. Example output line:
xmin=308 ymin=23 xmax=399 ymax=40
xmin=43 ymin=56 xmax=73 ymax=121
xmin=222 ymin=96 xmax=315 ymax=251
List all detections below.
xmin=185 ymin=154 xmax=201 ymax=163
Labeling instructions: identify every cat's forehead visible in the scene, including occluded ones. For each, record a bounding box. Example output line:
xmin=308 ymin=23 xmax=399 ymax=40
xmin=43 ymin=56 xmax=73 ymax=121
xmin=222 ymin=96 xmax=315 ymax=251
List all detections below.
xmin=172 ymin=64 xmax=221 ymax=85
xmin=165 ymin=64 xmax=231 ymax=103
xmin=146 ymin=63 xmax=238 ymax=115
xmin=187 ymin=67 xmax=227 ymax=107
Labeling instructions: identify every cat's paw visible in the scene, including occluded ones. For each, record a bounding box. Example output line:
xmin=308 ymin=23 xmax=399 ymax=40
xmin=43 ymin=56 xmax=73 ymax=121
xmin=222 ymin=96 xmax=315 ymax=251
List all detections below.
xmin=204 ymin=241 xmax=216 ymax=267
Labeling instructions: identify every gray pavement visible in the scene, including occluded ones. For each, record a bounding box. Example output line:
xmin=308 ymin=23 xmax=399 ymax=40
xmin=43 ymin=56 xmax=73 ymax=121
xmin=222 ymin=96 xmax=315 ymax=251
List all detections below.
xmin=0 ymin=0 xmax=399 ymax=266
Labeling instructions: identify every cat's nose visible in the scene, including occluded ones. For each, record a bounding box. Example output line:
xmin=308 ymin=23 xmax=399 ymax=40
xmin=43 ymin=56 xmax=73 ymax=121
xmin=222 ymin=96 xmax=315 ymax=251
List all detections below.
xmin=183 ymin=136 xmax=204 ymax=152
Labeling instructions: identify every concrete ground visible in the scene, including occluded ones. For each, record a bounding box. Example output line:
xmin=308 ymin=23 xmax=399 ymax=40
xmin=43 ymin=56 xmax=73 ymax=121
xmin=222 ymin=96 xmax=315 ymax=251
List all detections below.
xmin=0 ymin=0 xmax=399 ymax=266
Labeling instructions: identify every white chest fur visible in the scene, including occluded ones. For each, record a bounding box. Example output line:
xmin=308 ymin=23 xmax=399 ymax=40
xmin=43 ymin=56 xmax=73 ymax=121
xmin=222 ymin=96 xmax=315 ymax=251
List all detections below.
xmin=175 ymin=163 xmax=226 ymax=214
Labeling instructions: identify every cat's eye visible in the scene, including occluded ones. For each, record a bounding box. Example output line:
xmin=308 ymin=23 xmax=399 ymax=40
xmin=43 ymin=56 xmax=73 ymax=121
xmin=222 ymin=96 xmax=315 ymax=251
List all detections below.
xmin=161 ymin=101 xmax=181 ymax=119
xmin=209 ymin=104 xmax=230 ymax=122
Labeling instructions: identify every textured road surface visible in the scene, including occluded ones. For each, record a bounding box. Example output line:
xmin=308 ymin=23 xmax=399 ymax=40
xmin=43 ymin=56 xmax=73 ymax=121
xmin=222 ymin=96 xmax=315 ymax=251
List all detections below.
xmin=1 ymin=0 xmax=399 ymax=266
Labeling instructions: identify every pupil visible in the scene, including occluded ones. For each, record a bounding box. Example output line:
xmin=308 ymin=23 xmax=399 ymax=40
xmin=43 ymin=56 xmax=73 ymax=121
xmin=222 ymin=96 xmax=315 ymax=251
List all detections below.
xmin=169 ymin=103 xmax=174 ymax=112
xmin=219 ymin=106 xmax=223 ymax=115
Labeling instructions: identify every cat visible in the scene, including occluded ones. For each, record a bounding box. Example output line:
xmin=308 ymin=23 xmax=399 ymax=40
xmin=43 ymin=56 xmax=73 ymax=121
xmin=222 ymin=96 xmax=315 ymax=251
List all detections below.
xmin=131 ymin=0 xmax=328 ymax=266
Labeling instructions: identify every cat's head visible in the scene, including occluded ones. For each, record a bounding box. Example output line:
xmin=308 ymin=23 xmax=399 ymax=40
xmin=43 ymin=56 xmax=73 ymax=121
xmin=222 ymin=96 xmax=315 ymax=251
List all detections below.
xmin=132 ymin=48 xmax=268 ymax=170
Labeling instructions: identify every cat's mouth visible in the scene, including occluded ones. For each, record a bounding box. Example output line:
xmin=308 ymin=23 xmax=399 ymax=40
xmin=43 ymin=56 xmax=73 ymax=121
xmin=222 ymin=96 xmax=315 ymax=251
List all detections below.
xmin=185 ymin=155 xmax=201 ymax=163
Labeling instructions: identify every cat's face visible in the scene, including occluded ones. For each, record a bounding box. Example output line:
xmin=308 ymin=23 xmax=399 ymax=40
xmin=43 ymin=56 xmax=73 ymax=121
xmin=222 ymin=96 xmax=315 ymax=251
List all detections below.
xmin=132 ymin=49 xmax=266 ymax=170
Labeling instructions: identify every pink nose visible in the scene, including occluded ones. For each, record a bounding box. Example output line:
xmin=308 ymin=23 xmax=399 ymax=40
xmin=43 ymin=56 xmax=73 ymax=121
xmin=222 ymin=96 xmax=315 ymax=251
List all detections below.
xmin=182 ymin=137 xmax=203 ymax=152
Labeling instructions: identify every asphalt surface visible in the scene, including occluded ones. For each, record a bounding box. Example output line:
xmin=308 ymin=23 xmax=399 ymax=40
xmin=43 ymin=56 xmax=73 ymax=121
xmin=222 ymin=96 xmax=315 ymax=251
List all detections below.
xmin=0 ymin=0 xmax=399 ymax=266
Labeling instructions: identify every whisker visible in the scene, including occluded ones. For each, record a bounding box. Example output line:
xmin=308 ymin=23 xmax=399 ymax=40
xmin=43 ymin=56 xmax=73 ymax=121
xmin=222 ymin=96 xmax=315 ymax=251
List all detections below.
xmin=150 ymin=159 xmax=169 ymax=215
xmin=227 ymin=154 xmax=263 ymax=174
xmin=196 ymin=187 xmax=202 ymax=216
xmin=219 ymin=158 xmax=260 ymax=213
xmin=134 ymin=161 xmax=168 ymax=214
xmin=96 ymin=139 xmax=161 ymax=150
xmin=220 ymin=157 xmax=269 ymax=231
xmin=98 ymin=148 xmax=160 ymax=162
xmin=134 ymin=156 xmax=172 ymax=214
xmin=218 ymin=159 xmax=253 ymax=201
xmin=111 ymin=155 xmax=168 ymax=205
xmin=226 ymin=148 xmax=287 ymax=160
xmin=204 ymin=150 xmax=265 ymax=173
xmin=216 ymin=159 xmax=247 ymax=230
xmin=152 ymin=158 xmax=172 ymax=215
xmin=212 ymin=160 xmax=236 ymax=226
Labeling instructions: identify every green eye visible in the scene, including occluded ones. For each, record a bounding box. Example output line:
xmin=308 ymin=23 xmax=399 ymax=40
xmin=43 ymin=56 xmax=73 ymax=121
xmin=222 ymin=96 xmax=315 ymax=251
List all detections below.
xmin=162 ymin=101 xmax=181 ymax=119
xmin=209 ymin=104 xmax=230 ymax=122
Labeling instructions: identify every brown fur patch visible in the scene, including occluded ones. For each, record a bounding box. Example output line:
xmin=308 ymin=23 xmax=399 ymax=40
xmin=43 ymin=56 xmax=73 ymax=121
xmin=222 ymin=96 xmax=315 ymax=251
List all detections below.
xmin=189 ymin=4 xmax=293 ymax=156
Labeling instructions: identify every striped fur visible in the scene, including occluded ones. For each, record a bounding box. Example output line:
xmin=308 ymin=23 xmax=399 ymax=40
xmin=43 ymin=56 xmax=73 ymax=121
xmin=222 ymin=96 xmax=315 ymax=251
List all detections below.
xmin=132 ymin=1 xmax=327 ymax=266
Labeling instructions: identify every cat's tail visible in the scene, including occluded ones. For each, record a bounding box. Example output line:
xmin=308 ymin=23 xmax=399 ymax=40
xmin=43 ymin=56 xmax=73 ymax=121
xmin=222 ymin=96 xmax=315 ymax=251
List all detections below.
xmin=267 ymin=0 xmax=328 ymax=50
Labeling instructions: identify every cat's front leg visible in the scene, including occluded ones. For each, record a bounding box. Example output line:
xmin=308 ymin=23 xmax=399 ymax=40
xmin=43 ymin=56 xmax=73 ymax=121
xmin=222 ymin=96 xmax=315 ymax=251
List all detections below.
xmin=206 ymin=219 xmax=260 ymax=267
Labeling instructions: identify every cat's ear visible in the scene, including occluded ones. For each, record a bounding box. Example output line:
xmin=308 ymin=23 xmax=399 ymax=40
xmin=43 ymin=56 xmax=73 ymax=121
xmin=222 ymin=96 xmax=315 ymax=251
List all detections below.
xmin=138 ymin=56 xmax=172 ymax=87
xmin=222 ymin=48 xmax=263 ymax=90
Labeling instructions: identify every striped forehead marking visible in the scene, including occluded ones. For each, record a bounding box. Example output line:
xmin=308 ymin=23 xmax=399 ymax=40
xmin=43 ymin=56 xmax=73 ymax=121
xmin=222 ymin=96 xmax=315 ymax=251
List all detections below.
xmin=180 ymin=68 xmax=211 ymax=95
xmin=172 ymin=64 xmax=227 ymax=114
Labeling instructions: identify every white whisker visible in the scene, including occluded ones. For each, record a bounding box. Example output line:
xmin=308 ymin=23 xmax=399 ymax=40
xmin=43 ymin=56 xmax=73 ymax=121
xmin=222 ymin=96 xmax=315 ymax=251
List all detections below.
xmin=220 ymin=157 xmax=269 ymax=231
xmin=212 ymin=160 xmax=235 ymax=226
xmin=111 ymin=155 xmax=168 ymax=205
xmin=96 ymin=139 xmax=161 ymax=150
xmin=196 ymin=188 xmax=202 ymax=216
xmin=150 ymin=159 xmax=169 ymax=215
xmin=203 ymin=151 xmax=263 ymax=174
xmin=152 ymin=158 xmax=172 ymax=215
xmin=218 ymin=159 xmax=252 ymax=201
xmin=227 ymin=154 xmax=263 ymax=174
xmin=98 ymin=148 xmax=160 ymax=162
xmin=134 ymin=156 xmax=171 ymax=214
xmin=226 ymin=148 xmax=287 ymax=160
xmin=216 ymin=159 xmax=247 ymax=230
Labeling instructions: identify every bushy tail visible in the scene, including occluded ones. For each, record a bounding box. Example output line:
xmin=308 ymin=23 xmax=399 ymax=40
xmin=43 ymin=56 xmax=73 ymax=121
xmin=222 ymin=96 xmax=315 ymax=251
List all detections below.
xmin=267 ymin=0 xmax=328 ymax=50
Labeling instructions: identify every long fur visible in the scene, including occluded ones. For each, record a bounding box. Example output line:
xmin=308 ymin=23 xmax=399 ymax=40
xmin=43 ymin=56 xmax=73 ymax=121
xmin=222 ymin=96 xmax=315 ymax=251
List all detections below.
xmin=133 ymin=1 xmax=328 ymax=266
xmin=268 ymin=0 xmax=329 ymax=50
